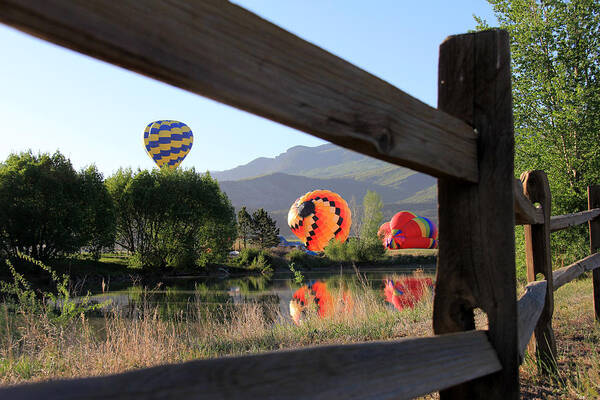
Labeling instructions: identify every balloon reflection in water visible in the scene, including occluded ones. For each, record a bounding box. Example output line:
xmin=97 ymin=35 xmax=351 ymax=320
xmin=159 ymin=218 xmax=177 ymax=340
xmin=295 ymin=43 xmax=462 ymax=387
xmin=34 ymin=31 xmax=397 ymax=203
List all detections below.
xmin=289 ymin=281 xmax=352 ymax=325
xmin=384 ymin=277 xmax=434 ymax=311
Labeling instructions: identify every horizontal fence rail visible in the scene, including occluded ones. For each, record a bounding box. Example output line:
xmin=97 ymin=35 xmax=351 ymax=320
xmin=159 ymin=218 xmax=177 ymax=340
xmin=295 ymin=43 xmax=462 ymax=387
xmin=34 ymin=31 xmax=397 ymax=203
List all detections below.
xmin=0 ymin=331 xmax=501 ymax=400
xmin=550 ymin=209 xmax=600 ymax=232
xmin=517 ymin=252 xmax=600 ymax=363
xmin=516 ymin=280 xmax=547 ymax=360
xmin=553 ymin=252 xmax=600 ymax=290
xmin=0 ymin=0 xmax=478 ymax=182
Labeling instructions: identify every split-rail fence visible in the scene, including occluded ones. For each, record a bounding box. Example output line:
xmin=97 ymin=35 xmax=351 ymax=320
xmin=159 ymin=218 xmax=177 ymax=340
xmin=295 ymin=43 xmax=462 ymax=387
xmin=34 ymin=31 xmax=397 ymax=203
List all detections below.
xmin=0 ymin=1 xmax=598 ymax=398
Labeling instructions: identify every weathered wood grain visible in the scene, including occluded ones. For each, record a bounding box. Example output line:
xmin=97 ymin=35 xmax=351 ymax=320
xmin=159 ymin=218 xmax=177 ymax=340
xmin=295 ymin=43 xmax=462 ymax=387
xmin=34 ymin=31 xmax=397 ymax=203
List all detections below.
xmin=521 ymin=170 xmax=557 ymax=373
xmin=550 ymin=209 xmax=600 ymax=232
xmin=514 ymin=179 xmax=545 ymax=225
xmin=517 ymin=280 xmax=547 ymax=362
xmin=553 ymin=252 xmax=600 ymax=290
xmin=0 ymin=331 xmax=500 ymax=400
xmin=434 ymin=30 xmax=519 ymax=399
xmin=588 ymin=186 xmax=600 ymax=321
xmin=0 ymin=0 xmax=478 ymax=182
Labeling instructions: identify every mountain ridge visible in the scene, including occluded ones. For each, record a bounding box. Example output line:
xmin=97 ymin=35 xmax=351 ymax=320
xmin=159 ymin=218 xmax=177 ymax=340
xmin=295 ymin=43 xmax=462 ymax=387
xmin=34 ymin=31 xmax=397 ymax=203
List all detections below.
xmin=212 ymin=143 xmax=437 ymax=237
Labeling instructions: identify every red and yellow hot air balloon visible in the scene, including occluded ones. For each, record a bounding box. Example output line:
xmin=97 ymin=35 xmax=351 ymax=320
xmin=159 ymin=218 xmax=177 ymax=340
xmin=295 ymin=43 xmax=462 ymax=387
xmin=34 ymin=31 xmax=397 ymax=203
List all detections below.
xmin=288 ymin=190 xmax=351 ymax=252
xmin=378 ymin=211 xmax=438 ymax=250
xmin=384 ymin=277 xmax=434 ymax=311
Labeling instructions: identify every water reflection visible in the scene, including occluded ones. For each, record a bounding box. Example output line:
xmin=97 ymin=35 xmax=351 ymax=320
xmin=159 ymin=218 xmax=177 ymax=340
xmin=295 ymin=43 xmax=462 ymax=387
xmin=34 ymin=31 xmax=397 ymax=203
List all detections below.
xmin=84 ymin=266 xmax=435 ymax=322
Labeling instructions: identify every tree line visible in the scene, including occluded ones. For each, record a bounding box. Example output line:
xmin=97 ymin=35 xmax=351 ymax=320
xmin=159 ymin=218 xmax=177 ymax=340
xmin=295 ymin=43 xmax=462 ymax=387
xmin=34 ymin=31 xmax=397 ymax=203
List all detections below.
xmin=478 ymin=0 xmax=600 ymax=267
xmin=0 ymin=151 xmax=237 ymax=269
xmin=236 ymin=206 xmax=280 ymax=249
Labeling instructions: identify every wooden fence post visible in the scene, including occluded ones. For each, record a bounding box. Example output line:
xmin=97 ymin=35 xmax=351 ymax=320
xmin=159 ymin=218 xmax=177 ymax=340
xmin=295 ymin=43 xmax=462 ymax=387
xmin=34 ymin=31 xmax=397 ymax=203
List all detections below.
xmin=522 ymin=170 xmax=557 ymax=373
xmin=434 ymin=29 xmax=519 ymax=399
xmin=588 ymin=185 xmax=600 ymax=321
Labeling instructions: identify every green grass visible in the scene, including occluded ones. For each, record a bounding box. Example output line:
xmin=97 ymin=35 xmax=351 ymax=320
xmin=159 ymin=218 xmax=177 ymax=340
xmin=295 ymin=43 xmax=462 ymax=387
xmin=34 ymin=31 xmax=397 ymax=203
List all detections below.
xmin=520 ymin=275 xmax=600 ymax=399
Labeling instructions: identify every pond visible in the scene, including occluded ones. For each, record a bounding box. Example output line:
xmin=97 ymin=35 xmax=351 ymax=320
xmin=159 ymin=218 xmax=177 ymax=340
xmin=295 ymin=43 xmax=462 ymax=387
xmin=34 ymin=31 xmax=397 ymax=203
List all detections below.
xmin=82 ymin=264 xmax=436 ymax=322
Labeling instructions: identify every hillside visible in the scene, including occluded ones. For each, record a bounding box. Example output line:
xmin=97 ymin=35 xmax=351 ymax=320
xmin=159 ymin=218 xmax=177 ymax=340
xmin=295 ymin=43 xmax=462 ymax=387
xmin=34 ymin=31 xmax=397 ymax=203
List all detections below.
xmin=211 ymin=143 xmax=418 ymax=188
xmin=213 ymin=143 xmax=438 ymax=237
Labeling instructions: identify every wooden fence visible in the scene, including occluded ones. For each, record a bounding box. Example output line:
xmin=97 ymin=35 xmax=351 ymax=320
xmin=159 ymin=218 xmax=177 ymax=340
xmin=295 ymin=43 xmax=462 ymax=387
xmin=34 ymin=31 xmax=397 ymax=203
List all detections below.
xmin=0 ymin=1 xmax=598 ymax=398
xmin=515 ymin=173 xmax=600 ymax=373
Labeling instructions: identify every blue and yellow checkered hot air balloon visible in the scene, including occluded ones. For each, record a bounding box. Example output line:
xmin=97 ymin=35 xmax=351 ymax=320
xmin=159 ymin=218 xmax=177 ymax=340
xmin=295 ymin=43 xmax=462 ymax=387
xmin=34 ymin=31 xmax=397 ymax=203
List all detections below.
xmin=143 ymin=120 xmax=193 ymax=169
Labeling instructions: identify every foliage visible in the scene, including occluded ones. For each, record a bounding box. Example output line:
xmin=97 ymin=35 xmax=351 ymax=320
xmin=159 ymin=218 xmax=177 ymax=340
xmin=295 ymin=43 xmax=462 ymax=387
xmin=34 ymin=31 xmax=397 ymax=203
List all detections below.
xmin=477 ymin=0 xmax=600 ymax=264
xmin=233 ymin=248 xmax=273 ymax=274
xmin=0 ymin=253 xmax=107 ymax=324
xmin=236 ymin=207 xmax=252 ymax=249
xmin=324 ymin=237 xmax=384 ymax=263
xmin=360 ymin=190 xmax=384 ymax=241
xmin=0 ymin=151 xmax=115 ymax=261
xmin=323 ymin=190 xmax=385 ymax=262
xmin=105 ymin=168 xmax=236 ymax=269
xmin=79 ymin=166 xmax=116 ymax=260
xmin=288 ymin=262 xmax=305 ymax=284
xmin=250 ymin=208 xmax=280 ymax=249
xmin=286 ymin=249 xmax=330 ymax=269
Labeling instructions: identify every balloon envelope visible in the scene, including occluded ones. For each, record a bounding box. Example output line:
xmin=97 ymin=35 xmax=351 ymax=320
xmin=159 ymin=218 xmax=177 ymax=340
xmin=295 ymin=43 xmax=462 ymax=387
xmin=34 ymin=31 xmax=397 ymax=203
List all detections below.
xmin=384 ymin=277 xmax=433 ymax=311
xmin=289 ymin=281 xmax=352 ymax=324
xmin=381 ymin=211 xmax=438 ymax=249
xmin=287 ymin=189 xmax=351 ymax=252
xmin=143 ymin=120 xmax=193 ymax=169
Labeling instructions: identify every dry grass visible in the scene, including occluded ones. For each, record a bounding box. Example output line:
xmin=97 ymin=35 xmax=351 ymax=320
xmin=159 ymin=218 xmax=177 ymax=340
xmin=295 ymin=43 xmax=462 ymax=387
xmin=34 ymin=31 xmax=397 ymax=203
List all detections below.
xmin=520 ymin=274 xmax=600 ymax=399
xmin=0 ymin=273 xmax=435 ymax=386
xmin=7 ymin=272 xmax=596 ymax=398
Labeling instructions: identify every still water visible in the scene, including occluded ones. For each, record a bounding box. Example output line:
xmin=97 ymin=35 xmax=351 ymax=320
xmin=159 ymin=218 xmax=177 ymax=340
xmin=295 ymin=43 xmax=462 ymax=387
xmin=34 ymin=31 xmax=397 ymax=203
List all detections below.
xmin=85 ymin=264 xmax=435 ymax=321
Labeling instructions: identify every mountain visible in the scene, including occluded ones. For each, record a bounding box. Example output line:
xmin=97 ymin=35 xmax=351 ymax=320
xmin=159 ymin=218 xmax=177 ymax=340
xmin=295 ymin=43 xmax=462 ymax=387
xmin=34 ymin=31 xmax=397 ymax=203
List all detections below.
xmin=212 ymin=143 xmax=437 ymax=237
xmin=212 ymin=144 xmax=415 ymax=187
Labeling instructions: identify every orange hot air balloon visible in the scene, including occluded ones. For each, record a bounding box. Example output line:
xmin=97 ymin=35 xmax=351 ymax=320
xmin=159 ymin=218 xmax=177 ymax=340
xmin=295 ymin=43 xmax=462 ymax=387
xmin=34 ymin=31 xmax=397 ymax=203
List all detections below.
xmin=384 ymin=277 xmax=434 ymax=311
xmin=289 ymin=281 xmax=352 ymax=325
xmin=288 ymin=190 xmax=351 ymax=252
xmin=289 ymin=281 xmax=333 ymax=324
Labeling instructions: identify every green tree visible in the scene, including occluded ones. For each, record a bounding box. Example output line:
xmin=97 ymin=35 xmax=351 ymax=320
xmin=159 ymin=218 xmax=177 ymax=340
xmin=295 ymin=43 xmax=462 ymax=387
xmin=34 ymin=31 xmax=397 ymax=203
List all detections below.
xmin=0 ymin=151 xmax=114 ymax=260
xmin=105 ymin=167 xmax=236 ymax=269
xmin=237 ymin=206 xmax=253 ymax=249
xmin=250 ymin=208 xmax=280 ymax=249
xmin=79 ymin=165 xmax=116 ymax=259
xmin=323 ymin=191 xmax=385 ymax=262
xmin=477 ymin=0 xmax=600 ymax=264
xmin=360 ymin=190 xmax=384 ymax=241
xmin=104 ymin=168 xmax=136 ymax=253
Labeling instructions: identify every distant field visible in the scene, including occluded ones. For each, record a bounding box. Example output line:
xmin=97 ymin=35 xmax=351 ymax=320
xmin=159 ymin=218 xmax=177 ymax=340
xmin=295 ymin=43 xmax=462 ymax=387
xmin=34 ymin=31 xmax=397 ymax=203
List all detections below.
xmin=386 ymin=248 xmax=438 ymax=257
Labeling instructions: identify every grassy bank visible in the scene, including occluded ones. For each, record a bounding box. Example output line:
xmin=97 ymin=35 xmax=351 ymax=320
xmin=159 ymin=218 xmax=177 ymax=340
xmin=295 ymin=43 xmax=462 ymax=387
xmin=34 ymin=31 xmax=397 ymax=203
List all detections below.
xmin=0 ymin=274 xmax=434 ymax=385
xmin=3 ymin=268 xmax=596 ymax=398
xmin=520 ymin=276 xmax=600 ymax=399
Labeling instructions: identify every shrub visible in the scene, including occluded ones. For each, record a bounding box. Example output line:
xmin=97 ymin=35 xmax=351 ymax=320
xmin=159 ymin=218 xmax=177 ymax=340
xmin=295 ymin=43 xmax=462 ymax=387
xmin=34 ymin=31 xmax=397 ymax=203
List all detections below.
xmin=1 ymin=253 xmax=108 ymax=324
xmin=324 ymin=237 xmax=385 ymax=263
xmin=287 ymin=249 xmax=329 ymax=269
xmin=234 ymin=248 xmax=273 ymax=274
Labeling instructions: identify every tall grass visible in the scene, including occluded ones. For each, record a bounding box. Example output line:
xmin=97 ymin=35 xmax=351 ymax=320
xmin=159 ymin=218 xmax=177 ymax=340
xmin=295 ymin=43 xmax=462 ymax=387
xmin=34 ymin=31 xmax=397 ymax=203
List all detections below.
xmin=0 ymin=272 xmax=435 ymax=386
xmin=519 ymin=275 xmax=600 ymax=398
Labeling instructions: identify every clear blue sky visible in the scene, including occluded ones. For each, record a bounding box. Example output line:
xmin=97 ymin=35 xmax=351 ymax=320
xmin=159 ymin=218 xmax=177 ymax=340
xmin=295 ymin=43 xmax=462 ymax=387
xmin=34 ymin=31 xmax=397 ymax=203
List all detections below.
xmin=0 ymin=1 xmax=498 ymax=177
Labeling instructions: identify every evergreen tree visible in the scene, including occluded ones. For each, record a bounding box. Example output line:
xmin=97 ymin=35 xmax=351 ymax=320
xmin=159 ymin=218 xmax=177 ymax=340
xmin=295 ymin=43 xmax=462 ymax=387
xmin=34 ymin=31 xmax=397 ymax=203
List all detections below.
xmin=250 ymin=208 xmax=280 ymax=248
xmin=237 ymin=206 xmax=253 ymax=249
